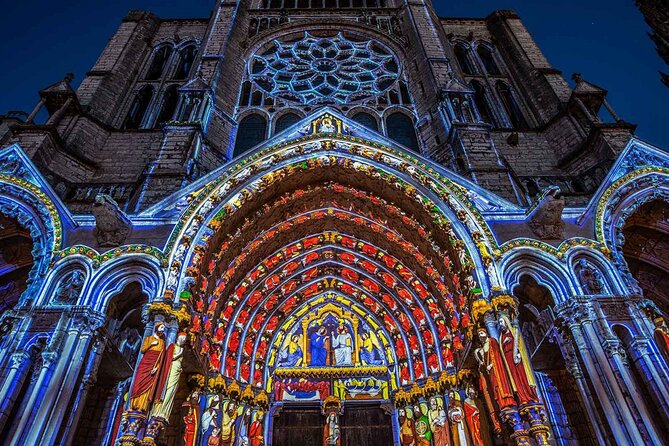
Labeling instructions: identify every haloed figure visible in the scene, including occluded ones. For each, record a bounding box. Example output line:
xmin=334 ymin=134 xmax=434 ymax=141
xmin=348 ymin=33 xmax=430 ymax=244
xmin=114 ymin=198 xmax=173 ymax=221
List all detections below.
xmin=129 ymin=322 xmax=169 ymax=413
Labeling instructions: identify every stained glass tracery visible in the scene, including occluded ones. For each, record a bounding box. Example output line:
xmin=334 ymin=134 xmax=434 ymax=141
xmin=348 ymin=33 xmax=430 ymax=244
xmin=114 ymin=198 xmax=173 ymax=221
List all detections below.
xmin=249 ymin=32 xmax=401 ymax=105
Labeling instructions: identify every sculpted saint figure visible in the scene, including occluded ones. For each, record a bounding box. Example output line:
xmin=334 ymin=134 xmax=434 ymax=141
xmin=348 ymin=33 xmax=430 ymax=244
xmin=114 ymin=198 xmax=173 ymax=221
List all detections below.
xmin=151 ymin=332 xmax=187 ymax=420
xmin=428 ymin=396 xmax=451 ymax=446
xmin=398 ymin=408 xmax=415 ymax=446
xmin=248 ymin=410 xmax=265 ymax=446
xmin=220 ymin=402 xmax=238 ymax=446
xmin=654 ymin=317 xmax=669 ymax=362
xmin=412 ymin=404 xmax=433 ymax=446
xmin=448 ymin=391 xmax=470 ymax=446
xmin=332 ymin=323 xmax=353 ymax=366
xmin=464 ymin=387 xmax=484 ymax=446
xmin=474 ymin=328 xmax=516 ymax=409
xmin=310 ymin=325 xmax=329 ymax=366
xmin=129 ymin=322 xmax=170 ymax=412
xmin=576 ymin=259 xmax=605 ymax=294
xmin=324 ymin=412 xmax=341 ymax=446
xmin=183 ymin=406 xmax=197 ymax=446
xmin=499 ymin=316 xmax=538 ymax=405
xmin=278 ymin=334 xmax=303 ymax=367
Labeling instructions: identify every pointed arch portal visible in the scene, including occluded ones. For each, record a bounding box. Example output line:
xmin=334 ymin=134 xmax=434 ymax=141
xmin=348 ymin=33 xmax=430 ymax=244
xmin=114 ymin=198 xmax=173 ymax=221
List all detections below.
xmin=142 ymin=111 xmax=529 ymax=446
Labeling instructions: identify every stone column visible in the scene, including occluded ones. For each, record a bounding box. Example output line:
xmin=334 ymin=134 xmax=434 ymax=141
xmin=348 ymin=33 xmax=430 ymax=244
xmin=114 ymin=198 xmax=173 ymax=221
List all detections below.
xmin=594 ymin=302 xmax=664 ymax=445
xmin=555 ymin=328 xmax=609 ymax=444
xmin=0 ymin=351 xmax=31 ymax=432
xmin=59 ymin=334 xmax=106 ymax=446
xmin=8 ymin=350 xmax=59 ymax=446
xmin=555 ymin=297 xmax=645 ymax=444
xmin=628 ymin=339 xmax=669 ymax=430
xmin=102 ymin=379 xmax=132 ymax=446
xmin=24 ymin=311 xmax=103 ymax=446
xmin=500 ymin=408 xmax=531 ymax=446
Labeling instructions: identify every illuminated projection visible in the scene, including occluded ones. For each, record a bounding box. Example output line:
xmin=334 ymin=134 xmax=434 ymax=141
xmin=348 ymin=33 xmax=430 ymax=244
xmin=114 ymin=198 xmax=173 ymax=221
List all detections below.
xmin=3 ymin=0 xmax=669 ymax=444
xmin=249 ymin=32 xmax=401 ymax=104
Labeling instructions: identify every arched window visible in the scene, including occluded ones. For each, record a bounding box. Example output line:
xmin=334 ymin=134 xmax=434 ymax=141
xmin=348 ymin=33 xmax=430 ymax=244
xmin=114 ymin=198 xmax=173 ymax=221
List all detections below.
xmin=275 ymin=113 xmax=301 ymax=134
xmin=233 ymin=114 xmax=267 ymax=158
xmin=471 ymin=81 xmax=494 ymax=125
xmin=145 ymin=46 xmax=172 ymax=80
xmin=239 ymin=81 xmax=252 ymax=107
xmin=496 ymin=82 xmax=528 ymax=129
xmin=454 ymin=45 xmax=475 ymax=76
xmin=156 ymin=85 xmax=179 ymax=125
xmin=386 ymin=112 xmax=419 ymax=152
xmin=477 ymin=45 xmax=501 ymax=76
xmin=399 ymin=81 xmax=412 ymax=104
xmin=352 ymin=112 xmax=379 ymax=132
xmin=123 ymin=85 xmax=154 ymax=129
xmin=174 ymin=45 xmax=197 ymax=80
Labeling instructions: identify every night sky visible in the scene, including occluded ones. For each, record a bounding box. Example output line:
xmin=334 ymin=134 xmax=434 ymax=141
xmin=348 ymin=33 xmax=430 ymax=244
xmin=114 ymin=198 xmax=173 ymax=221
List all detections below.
xmin=1 ymin=0 xmax=667 ymax=147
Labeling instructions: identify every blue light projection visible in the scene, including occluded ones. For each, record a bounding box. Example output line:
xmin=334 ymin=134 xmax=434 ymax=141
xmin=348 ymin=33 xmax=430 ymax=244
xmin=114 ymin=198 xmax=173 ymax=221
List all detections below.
xmin=249 ymin=32 xmax=401 ymax=105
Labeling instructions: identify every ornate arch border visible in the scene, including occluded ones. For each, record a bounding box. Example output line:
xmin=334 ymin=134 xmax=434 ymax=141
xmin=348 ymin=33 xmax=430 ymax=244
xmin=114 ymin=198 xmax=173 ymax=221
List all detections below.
xmin=163 ymin=126 xmax=503 ymax=300
xmin=0 ymin=174 xmax=63 ymax=303
xmin=594 ymin=167 xmax=669 ymax=292
xmin=499 ymin=248 xmax=576 ymax=304
xmin=595 ymin=167 xmax=669 ymax=261
xmin=83 ymin=255 xmax=166 ymax=314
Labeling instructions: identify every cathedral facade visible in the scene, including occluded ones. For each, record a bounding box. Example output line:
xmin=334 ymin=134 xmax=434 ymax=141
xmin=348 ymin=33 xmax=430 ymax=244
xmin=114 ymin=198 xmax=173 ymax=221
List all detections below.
xmin=1 ymin=1 xmax=668 ymax=445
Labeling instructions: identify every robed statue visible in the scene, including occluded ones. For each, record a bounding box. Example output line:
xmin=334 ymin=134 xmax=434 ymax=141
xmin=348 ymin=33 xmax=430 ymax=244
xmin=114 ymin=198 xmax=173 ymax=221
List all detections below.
xmin=474 ymin=328 xmax=516 ymax=409
xmin=130 ymin=322 xmax=171 ymax=412
xmin=332 ymin=323 xmax=353 ymax=366
xmin=310 ymin=326 xmax=330 ymax=366
xmin=428 ymin=397 xmax=451 ymax=446
xmin=498 ymin=316 xmax=538 ymax=405
xmin=151 ymin=332 xmax=187 ymax=420
xmin=277 ymin=334 xmax=303 ymax=367
xmin=324 ymin=412 xmax=341 ymax=446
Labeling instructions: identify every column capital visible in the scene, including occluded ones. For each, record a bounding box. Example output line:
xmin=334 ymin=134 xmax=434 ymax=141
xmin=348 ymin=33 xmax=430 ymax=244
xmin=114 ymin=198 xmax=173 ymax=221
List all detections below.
xmin=602 ymin=339 xmax=628 ymax=364
xmin=10 ymin=351 xmax=31 ymax=369
xmin=40 ymin=351 xmax=59 ymax=369
xmin=629 ymin=338 xmax=651 ymax=357
xmin=68 ymin=307 xmax=106 ymax=336
xmin=555 ymin=296 xmax=595 ymax=327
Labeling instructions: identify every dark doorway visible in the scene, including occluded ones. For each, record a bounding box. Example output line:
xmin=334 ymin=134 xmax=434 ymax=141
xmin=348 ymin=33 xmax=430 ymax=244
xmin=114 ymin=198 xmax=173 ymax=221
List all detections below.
xmin=272 ymin=404 xmax=323 ymax=446
xmin=340 ymin=403 xmax=393 ymax=446
xmin=272 ymin=402 xmax=394 ymax=446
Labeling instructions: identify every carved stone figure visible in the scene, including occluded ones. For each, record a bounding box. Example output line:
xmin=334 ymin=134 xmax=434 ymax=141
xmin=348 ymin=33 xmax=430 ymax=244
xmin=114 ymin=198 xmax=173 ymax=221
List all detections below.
xmin=53 ymin=270 xmax=85 ymax=304
xmin=448 ymin=391 xmax=469 ymax=446
xmin=464 ymin=387 xmax=484 ymax=446
xmin=92 ymin=194 xmax=131 ymax=247
xmin=575 ymin=259 xmax=605 ymax=294
xmin=498 ymin=316 xmax=539 ymax=405
xmin=398 ymin=408 xmax=415 ymax=446
xmin=428 ymin=396 xmax=451 ymax=446
xmin=129 ymin=322 xmax=169 ymax=413
xmin=324 ymin=412 xmax=341 ymax=446
xmin=412 ymin=404 xmax=432 ymax=446
xmin=474 ymin=328 xmax=516 ymax=409
xmin=150 ymin=332 xmax=187 ymax=420
xmin=526 ymin=186 xmax=565 ymax=240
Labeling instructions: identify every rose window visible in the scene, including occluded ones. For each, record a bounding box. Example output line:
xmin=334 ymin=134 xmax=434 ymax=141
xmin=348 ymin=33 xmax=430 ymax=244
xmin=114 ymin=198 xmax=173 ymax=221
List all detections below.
xmin=249 ymin=32 xmax=401 ymax=105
